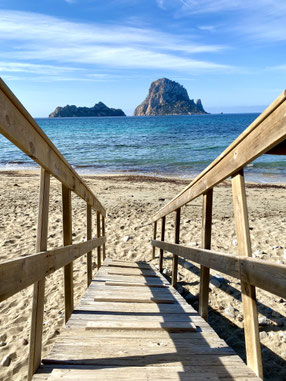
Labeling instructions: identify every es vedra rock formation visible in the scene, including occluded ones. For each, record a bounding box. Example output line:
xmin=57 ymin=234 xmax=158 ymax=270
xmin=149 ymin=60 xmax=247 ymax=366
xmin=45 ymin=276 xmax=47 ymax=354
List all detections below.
xmin=134 ymin=78 xmax=207 ymax=116
xmin=49 ymin=102 xmax=126 ymax=117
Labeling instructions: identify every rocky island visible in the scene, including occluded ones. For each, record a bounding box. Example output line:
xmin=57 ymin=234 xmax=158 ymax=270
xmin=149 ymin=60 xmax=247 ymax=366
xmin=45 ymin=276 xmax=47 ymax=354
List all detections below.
xmin=134 ymin=78 xmax=207 ymax=116
xmin=49 ymin=102 xmax=126 ymax=117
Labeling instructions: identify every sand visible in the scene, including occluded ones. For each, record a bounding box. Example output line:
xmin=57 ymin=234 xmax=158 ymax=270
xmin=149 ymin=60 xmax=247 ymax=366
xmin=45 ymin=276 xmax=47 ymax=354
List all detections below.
xmin=0 ymin=170 xmax=285 ymax=380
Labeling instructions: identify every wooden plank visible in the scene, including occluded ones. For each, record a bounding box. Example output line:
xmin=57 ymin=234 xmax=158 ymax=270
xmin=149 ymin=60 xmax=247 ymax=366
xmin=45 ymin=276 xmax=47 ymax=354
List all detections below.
xmin=76 ymin=302 xmax=195 ymax=314
xmin=199 ymin=189 xmax=213 ymax=321
xmin=28 ymin=168 xmax=50 ymax=381
xmin=34 ymin=365 xmax=258 ymax=381
xmin=46 ymin=367 xmax=220 ymax=381
xmin=105 ymin=281 xmax=167 ymax=288
xmin=0 ymin=237 xmax=106 ymax=302
xmin=172 ymin=208 xmax=180 ymax=288
xmin=86 ymin=321 xmax=197 ymax=331
xmin=159 ymin=216 xmax=166 ymax=272
xmin=232 ymin=170 xmax=262 ymax=378
xmin=0 ymin=78 xmax=105 ymax=216
xmin=86 ymin=204 xmax=92 ymax=287
xmin=106 ymin=263 xmax=152 ymax=270
xmin=93 ymin=296 xmax=175 ymax=304
xmin=151 ymin=240 xmax=286 ymax=298
xmin=152 ymin=221 xmax=157 ymax=259
xmin=102 ymin=215 xmax=106 ymax=260
xmin=62 ymin=185 xmax=74 ymax=323
xmin=97 ymin=211 xmax=101 ymax=269
xmin=153 ymin=90 xmax=286 ymax=221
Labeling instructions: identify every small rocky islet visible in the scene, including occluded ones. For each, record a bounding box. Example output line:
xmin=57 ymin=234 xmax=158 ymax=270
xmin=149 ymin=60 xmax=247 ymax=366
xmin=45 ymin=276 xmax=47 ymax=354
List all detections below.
xmin=49 ymin=101 xmax=126 ymax=117
xmin=134 ymin=78 xmax=207 ymax=116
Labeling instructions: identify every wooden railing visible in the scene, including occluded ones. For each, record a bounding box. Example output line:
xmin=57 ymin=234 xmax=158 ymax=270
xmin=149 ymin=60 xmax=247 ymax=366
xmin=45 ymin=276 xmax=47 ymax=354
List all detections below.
xmin=0 ymin=78 xmax=106 ymax=380
xmin=152 ymin=90 xmax=286 ymax=379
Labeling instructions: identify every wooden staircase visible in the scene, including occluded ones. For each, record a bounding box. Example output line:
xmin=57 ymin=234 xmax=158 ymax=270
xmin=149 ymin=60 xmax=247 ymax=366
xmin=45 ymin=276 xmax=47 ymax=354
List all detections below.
xmin=33 ymin=258 xmax=260 ymax=380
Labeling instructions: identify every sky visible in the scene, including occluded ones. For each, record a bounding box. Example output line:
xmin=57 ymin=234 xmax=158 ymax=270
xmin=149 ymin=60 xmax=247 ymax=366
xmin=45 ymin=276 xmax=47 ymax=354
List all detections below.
xmin=0 ymin=0 xmax=286 ymax=116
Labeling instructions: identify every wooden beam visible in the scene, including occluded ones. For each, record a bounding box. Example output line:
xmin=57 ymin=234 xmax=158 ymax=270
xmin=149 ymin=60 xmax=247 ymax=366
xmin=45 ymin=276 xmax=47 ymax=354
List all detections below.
xmin=86 ymin=204 xmax=92 ymax=287
xmin=232 ymin=170 xmax=263 ymax=378
xmin=159 ymin=216 xmax=166 ymax=273
xmin=28 ymin=168 xmax=50 ymax=380
xmin=0 ymin=78 xmax=105 ymax=216
xmin=152 ymin=221 xmax=157 ymax=259
xmin=102 ymin=215 xmax=106 ymax=260
xmin=62 ymin=185 xmax=73 ymax=323
xmin=0 ymin=237 xmax=106 ymax=302
xmin=151 ymin=240 xmax=286 ymax=299
xmin=97 ymin=211 xmax=101 ymax=269
xmin=199 ymin=189 xmax=213 ymax=321
xmin=153 ymin=91 xmax=286 ymax=221
xmin=172 ymin=208 xmax=180 ymax=288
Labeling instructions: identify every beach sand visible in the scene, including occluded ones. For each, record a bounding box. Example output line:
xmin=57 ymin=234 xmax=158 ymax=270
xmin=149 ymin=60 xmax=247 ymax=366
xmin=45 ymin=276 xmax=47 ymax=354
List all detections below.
xmin=0 ymin=171 xmax=285 ymax=380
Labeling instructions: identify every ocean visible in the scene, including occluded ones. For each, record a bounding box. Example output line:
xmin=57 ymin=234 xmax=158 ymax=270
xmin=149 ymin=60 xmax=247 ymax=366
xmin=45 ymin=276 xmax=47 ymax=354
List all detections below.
xmin=0 ymin=114 xmax=285 ymax=183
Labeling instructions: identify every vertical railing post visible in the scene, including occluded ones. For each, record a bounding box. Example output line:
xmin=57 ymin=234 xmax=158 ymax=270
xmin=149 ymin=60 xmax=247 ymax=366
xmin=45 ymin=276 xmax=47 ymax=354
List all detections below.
xmin=159 ymin=216 xmax=166 ymax=272
xmin=28 ymin=168 xmax=50 ymax=380
xmin=199 ymin=188 xmax=213 ymax=321
xmin=172 ymin=208 xmax=181 ymax=288
xmin=232 ymin=169 xmax=263 ymax=379
xmin=102 ymin=215 xmax=106 ymax=261
xmin=97 ymin=211 xmax=101 ymax=269
xmin=86 ymin=204 xmax=92 ymax=287
xmin=152 ymin=221 xmax=157 ymax=259
xmin=62 ymin=185 xmax=73 ymax=323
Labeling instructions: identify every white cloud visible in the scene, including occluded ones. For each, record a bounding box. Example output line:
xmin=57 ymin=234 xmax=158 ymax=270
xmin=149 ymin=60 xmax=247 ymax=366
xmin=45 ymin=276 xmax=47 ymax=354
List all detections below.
xmin=162 ymin=0 xmax=286 ymax=43
xmin=0 ymin=9 xmax=231 ymax=79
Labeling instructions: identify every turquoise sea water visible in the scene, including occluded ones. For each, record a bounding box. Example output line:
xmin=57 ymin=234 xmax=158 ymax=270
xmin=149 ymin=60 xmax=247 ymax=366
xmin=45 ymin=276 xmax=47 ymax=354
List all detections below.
xmin=0 ymin=114 xmax=285 ymax=183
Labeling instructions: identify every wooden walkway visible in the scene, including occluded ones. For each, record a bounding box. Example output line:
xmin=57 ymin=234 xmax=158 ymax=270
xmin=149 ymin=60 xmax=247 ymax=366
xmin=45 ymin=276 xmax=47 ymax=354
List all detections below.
xmin=33 ymin=258 xmax=260 ymax=380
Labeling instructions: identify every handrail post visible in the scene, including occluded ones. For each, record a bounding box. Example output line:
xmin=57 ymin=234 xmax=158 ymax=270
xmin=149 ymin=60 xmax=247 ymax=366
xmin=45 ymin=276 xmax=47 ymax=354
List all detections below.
xmin=172 ymin=208 xmax=181 ymax=288
xmin=102 ymin=215 xmax=106 ymax=260
xmin=97 ymin=211 xmax=101 ymax=269
xmin=232 ymin=169 xmax=263 ymax=379
xmin=199 ymin=188 xmax=213 ymax=321
xmin=159 ymin=216 xmax=166 ymax=272
xmin=28 ymin=168 xmax=50 ymax=380
xmin=86 ymin=204 xmax=92 ymax=287
xmin=152 ymin=221 xmax=157 ymax=259
xmin=62 ymin=185 xmax=73 ymax=323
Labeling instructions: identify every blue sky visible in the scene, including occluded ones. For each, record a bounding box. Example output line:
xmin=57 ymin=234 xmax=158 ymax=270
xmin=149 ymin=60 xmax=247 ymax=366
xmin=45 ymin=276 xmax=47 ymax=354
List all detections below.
xmin=0 ymin=0 xmax=285 ymax=116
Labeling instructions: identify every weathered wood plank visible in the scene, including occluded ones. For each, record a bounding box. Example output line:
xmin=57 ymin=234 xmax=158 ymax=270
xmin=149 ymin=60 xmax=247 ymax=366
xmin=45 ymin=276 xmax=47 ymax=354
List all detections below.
xmin=86 ymin=320 xmax=197 ymax=331
xmin=62 ymin=185 xmax=73 ymax=323
xmin=172 ymin=208 xmax=180 ymax=288
xmin=28 ymin=168 xmax=50 ymax=380
xmin=152 ymin=221 xmax=157 ymax=259
xmin=0 ymin=78 xmax=105 ymax=216
xmin=97 ymin=211 xmax=102 ymax=269
xmin=0 ymin=237 xmax=106 ymax=302
xmin=199 ymin=189 xmax=213 ymax=321
xmin=232 ymin=170 xmax=262 ymax=378
xmin=151 ymin=240 xmax=286 ymax=298
xmin=159 ymin=216 xmax=166 ymax=272
xmin=86 ymin=204 xmax=92 ymax=287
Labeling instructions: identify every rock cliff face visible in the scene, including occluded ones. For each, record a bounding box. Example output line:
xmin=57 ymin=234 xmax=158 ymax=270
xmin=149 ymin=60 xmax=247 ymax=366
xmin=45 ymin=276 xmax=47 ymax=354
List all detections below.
xmin=49 ymin=102 xmax=126 ymax=117
xmin=134 ymin=78 xmax=207 ymax=116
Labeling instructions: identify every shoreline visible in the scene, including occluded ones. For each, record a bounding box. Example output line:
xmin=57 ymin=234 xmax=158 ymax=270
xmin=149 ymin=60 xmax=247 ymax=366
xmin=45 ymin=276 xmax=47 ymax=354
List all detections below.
xmin=0 ymin=169 xmax=285 ymax=188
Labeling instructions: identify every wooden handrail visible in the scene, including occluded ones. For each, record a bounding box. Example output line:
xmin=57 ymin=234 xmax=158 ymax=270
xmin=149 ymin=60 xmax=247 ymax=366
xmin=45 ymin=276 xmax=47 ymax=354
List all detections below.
xmin=0 ymin=79 xmax=108 ymax=380
xmin=0 ymin=237 xmax=106 ymax=302
xmin=152 ymin=240 xmax=286 ymax=299
xmin=0 ymin=78 xmax=106 ymax=216
xmin=153 ymin=90 xmax=286 ymax=221
xmin=151 ymin=92 xmax=286 ymax=379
